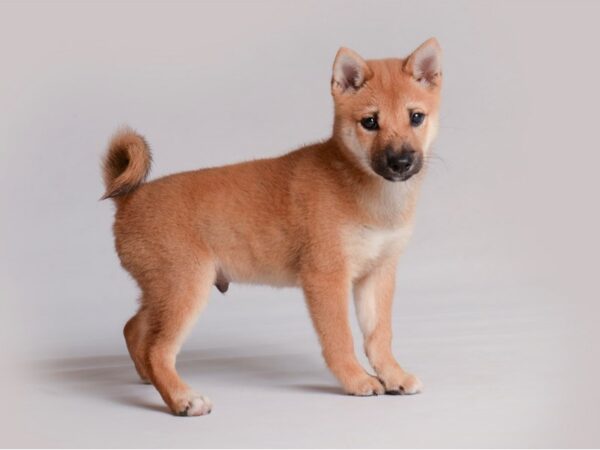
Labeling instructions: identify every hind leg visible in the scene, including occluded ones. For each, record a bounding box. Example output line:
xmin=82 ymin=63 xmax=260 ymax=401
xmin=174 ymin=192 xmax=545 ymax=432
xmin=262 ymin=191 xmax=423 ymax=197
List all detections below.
xmin=124 ymin=306 xmax=151 ymax=383
xmin=142 ymin=263 xmax=214 ymax=416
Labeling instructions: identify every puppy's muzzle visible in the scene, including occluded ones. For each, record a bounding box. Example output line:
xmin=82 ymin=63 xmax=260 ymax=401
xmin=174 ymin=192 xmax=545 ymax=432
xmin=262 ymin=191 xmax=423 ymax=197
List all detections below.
xmin=372 ymin=146 xmax=423 ymax=182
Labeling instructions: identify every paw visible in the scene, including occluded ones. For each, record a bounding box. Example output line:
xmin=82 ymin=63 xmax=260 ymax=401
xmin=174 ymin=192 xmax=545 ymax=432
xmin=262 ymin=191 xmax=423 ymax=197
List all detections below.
xmin=172 ymin=393 xmax=213 ymax=417
xmin=382 ymin=372 xmax=423 ymax=395
xmin=343 ymin=374 xmax=385 ymax=396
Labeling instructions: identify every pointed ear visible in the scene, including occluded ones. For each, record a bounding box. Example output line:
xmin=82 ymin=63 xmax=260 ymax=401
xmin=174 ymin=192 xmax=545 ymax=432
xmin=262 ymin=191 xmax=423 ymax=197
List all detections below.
xmin=404 ymin=38 xmax=442 ymax=87
xmin=331 ymin=47 xmax=373 ymax=94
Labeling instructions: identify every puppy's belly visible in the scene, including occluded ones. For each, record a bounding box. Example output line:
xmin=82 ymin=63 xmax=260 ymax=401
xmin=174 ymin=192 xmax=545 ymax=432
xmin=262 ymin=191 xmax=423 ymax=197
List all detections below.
xmin=220 ymin=264 xmax=299 ymax=288
xmin=216 ymin=250 xmax=299 ymax=288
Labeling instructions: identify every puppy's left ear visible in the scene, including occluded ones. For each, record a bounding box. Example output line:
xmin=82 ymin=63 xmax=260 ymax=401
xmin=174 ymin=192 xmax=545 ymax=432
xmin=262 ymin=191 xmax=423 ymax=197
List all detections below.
xmin=404 ymin=38 xmax=442 ymax=87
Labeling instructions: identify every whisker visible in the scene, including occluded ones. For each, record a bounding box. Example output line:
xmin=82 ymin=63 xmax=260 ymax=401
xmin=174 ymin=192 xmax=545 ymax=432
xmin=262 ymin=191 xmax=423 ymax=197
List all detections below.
xmin=423 ymin=150 xmax=449 ymax=171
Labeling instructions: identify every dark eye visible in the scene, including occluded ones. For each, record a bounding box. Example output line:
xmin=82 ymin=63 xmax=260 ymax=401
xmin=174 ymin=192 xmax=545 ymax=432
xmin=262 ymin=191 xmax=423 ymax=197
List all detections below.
xmin=360 ymin=116 xmax=379 ymax=131
xmin=410 ymin=112 xmax=426 ymax=127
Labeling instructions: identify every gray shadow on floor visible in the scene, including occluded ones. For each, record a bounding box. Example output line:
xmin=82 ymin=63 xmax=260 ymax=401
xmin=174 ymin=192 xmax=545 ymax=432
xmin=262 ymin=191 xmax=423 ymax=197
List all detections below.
xmin=26 ymin=347 xmax=341 ymax=414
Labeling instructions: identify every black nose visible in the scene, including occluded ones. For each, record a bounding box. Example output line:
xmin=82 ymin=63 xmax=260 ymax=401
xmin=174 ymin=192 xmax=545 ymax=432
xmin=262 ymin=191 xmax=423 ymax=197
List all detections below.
xmin=386 ymin=149 xmax=415 ymax=174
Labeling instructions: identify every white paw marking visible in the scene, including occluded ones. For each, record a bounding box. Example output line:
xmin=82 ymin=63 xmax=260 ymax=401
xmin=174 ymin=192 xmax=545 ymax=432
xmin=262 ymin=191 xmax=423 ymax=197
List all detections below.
xmin=176 ymin=394 xmax=213 ymax=417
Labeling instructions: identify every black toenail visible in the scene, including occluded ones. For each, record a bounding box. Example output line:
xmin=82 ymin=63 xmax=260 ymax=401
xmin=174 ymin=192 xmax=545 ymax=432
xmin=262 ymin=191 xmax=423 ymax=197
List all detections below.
xmin=177 ymin=406 xmax=190 ymax=416
xmin=385 ymin=389 xmax=402 ymax=395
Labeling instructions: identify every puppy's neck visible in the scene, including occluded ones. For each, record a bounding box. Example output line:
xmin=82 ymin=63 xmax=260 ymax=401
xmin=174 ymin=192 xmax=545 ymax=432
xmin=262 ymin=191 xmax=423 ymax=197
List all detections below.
xmin=325 ymin=138 xmax=422 ymax=228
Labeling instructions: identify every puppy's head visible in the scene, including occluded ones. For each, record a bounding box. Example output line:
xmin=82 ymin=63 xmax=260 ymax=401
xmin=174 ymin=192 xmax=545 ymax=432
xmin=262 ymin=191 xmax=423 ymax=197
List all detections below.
xmin=331 ymin=38 xmax=442 ymax=182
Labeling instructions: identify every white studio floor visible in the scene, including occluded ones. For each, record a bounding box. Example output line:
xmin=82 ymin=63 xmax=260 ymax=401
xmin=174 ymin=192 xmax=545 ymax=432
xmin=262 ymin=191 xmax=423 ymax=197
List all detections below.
xmin=4 ymin=281 xmax=598 ymax=448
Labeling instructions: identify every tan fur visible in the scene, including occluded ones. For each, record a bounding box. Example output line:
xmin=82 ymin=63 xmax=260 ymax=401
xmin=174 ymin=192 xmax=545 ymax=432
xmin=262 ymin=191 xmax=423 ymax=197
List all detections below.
xmin=103 ymin=39 xmax=442 ymax=416
xmin=101 ymin=128 xmax=152 ymax=199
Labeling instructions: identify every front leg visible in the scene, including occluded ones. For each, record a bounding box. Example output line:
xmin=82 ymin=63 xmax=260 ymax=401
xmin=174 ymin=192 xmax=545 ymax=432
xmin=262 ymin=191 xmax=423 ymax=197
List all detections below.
xmin=302 ymin=269 xmax=385 ymax=396
xmin=353 ymin=258 xmax=422 ymax=394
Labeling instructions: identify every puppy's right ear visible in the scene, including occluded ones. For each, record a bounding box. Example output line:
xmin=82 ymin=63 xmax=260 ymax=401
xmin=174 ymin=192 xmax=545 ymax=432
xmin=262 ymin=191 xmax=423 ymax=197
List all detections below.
xmin=331 ymin=47 xmax=372 ymax=95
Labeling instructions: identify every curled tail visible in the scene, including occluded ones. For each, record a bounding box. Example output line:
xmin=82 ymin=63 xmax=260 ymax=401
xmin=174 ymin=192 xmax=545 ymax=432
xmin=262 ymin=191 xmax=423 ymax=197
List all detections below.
xmin=101 ymin=127 xmax=152 ymax=200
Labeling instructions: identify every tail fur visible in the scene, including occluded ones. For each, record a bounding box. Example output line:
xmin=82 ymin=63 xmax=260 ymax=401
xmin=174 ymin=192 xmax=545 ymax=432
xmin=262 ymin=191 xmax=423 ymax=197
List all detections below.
xmin=101 ymin=127 xmax=152 ymax=200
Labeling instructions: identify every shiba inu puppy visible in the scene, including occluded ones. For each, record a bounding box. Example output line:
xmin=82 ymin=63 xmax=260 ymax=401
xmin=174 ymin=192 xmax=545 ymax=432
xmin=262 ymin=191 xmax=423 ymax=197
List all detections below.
xmin=101 ymin=38 xmax=442 ymax=416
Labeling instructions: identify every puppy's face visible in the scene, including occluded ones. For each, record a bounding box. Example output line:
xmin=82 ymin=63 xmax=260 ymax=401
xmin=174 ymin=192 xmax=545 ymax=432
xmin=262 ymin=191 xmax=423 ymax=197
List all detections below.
xmin=331 ymin=39 xmax=442 ymax=182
